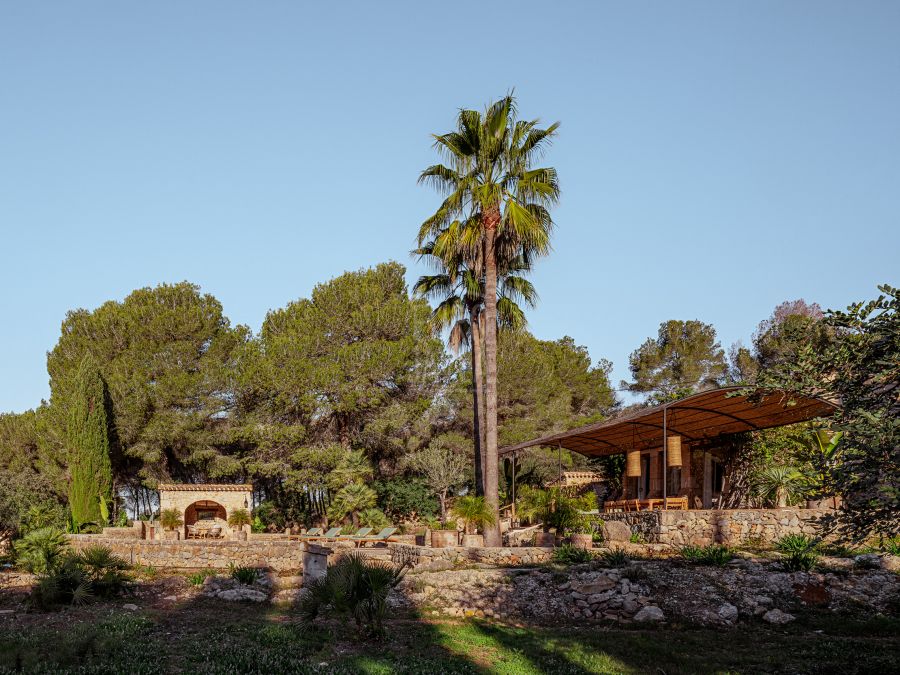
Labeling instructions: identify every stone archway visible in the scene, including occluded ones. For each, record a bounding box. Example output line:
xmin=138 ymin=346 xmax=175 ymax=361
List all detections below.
xmin=184 ymin=500 xmax=227 ymax=527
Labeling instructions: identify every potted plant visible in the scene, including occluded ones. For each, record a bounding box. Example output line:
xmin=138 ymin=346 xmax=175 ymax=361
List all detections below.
xmin=159 ymin=508 xmax=183 ymax=540
xmin=427 ymin=516 xmax=458 ymax=548
xmin=228 ymin=508 xmax=252 ymax=540
xmin=452 ymin=495 xmax=496 ymax=548
xmin=568 ymin=516 xmax=594 ymax=551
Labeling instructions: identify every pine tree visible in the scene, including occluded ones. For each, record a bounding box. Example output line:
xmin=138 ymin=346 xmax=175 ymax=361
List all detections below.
xmin=65 ymin=356 xmax=113 ymax=527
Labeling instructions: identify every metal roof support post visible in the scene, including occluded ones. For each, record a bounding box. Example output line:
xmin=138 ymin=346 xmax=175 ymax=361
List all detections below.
xmin=662 ymin=406 xmax=668 ymax=502
xmin=558 ymin=444 xmax=562 ymax=485
xmin=511 ymin=453 xmax=517 ymax=525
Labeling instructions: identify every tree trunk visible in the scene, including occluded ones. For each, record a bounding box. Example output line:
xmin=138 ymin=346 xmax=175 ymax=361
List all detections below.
xmin=470 ymin=309 xmax=486 ymax=496
xmin=481 ymin=216 xmax=501 ymax=547
xmin=439 ymin=490 xmax=447 ymax=524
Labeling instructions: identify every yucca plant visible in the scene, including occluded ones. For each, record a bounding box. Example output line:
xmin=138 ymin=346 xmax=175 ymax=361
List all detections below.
xmin=14 ymin=527 xmax=68 ymax=574
xmin=228 ymin=563 xmax=259 ymax=585
xmin=776 ymin=534 xmax=821 ymax=571
xmin=752 ymin=464 xmax=806 ymax=507
xmin=299 ymin=552 xmax=409 ymax=637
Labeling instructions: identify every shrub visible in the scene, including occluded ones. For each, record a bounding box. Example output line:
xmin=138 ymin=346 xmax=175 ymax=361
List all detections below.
xmin=679 ymin=544 xmax=734 ymax=566
xmin=776 ymin=534 xmax=819 ymax=555
xmin=551 ymin=544 xmax=593 ymax=565
xmin=30 ymin=544 xmax=130 ymax=608
xmin=600 ymin=547 xmax=629 ymax=567
xmin=358 ymin=508 xmax=391 ymax=530
xmin=187 ymin=571 xmax=213 ymax=586
xmin=229 ymin=563 xmax=259 ymax=585
xmin=882 ymin=536 xmax=900 ymax=556
xmin=76 ymin=545 xmax=131 ymax=596
xmin=452 ymin=495 xmax=496 ymax=534
xmin=299 ymin=552 xmax=409 ymax=637
xmin=373 ymin=477 xmax=438 ymax=521
xmin=228 ymin=508 xmax=252 ymax=529
xmin=14 ymin=527 xmax=68 ymax=574
xmin=159 ymin=508 xmax=183 ymax=531
xmin=629 ymin=533 xmax=645 ymax=544
xmin=783 ymin=549 xmax=820 ymax=572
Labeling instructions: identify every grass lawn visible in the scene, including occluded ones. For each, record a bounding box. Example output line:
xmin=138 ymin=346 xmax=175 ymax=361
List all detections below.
xmin=0 ymin=598 xmax=897 ymax=674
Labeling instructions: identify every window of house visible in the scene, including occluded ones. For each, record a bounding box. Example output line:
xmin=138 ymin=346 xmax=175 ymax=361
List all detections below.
xmin=196 ymin=509 xmax=218 ymax=521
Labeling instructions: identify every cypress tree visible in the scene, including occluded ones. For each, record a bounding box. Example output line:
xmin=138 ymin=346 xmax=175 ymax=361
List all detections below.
xmin=65 ymin=356 xmax=113 ymax=527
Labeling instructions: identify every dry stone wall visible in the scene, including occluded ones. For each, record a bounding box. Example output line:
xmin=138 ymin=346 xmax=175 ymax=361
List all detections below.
xmin=67 ymin=536 xmax=303 ymax=573
xmin=603 ymin=508 xmax=832 ymax=546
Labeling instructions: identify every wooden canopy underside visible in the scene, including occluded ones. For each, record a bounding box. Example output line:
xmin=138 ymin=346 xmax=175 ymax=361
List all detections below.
xmin=499 ymin=387 xmax=837 ymax=458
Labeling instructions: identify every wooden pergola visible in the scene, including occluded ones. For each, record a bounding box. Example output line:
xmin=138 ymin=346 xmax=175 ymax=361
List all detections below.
xmin=500 ymin=387 xmax=837 ymax=508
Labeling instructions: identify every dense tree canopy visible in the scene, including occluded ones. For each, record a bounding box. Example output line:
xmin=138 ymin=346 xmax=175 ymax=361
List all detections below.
xmin=624 ymin=320 xmax=727 ymax=402
xmin=46 ymin=282 xmax=249 ymax=486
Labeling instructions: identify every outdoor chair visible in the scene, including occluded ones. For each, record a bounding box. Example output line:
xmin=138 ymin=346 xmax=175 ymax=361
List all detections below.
xmin=337 ymin=527 xmax=372 ymax=540
xmin=351 ymin=526 xmax=397 ymax=548
xmin=303 ymin=527 xmax=342 ymax=541
xmin=297 ymin=527 xmax=323 ymax=539
xmin=208 ymin=527 xmax=222 ymax=539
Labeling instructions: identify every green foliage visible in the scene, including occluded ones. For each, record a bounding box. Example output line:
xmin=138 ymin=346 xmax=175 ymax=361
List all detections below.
xmin=115 ymin=509 xmax=129 ymax=527
xmin=229 ymin=563 xmax=259 ymax=585
xmin=517 ymin=486 xmax=595 ymax=535
xmin=159 ymin=508 xmax=183 ymax=531
xmin=327 ymin=483 xmax=377 ymax=527
xmin=47 ymin=282 xmax=249 ymax=484
xmin=679 ymin=544 xmax=734 ymax=566
xmin=451 ymin=495 xmax=496 ymax=534
xmin=623 ymin=320 xmax=727 ymax=402
xmin=373 ymin=477 xmax=438 ymax=521
xmin=62 ymin=356 xmax=113 ymax=528
xmin=30 ymin=544 xmax=130 ymax=608
xmin=756 ymin=285 xmax=900 ymax=540
xmin=227 ymin=508 xmax=252 ymax=529
xmin=599 ymin=547 xmax=629 ymax=567
xmin=882 ymin=537 xmax=900 ymax=556
xmin=551 ymin=544 xmax=593 ymax=565
xmin=629 ymin=533 xmax=645 ymax=544
xmin=299 ymin=551 xmax=409 ymax=637
xmin=776 ymin=534 xmax=820 ymax=555
xmin=358 ymin=508 xmax=391 ymax=530
xmin=776 ymin=534 xmax=821 ymax=571
xmin=186 ymin=571 xmax=213 ymax=585
xmin=14 ymin=527 xmax=68 ymax=574
xmin=251 ymin=515 xmax=266 ymax=533
xmin=752 ymin=464 xmax=807 ymax=507
xmin=405 ymin=434 xmax=468 ymax=522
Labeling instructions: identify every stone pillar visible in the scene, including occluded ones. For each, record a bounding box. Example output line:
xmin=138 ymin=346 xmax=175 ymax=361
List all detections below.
xmin=302 ymin=543 xmax=331 ymax=585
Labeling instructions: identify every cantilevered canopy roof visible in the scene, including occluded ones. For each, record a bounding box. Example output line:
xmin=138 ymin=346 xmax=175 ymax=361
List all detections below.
xmin=499 ymin=387 xmax=837 ymax=458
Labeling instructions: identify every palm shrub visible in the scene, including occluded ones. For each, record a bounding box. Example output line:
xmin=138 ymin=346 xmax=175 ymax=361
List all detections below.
xmin=358 ymin=508 xmax=390 ymax=530
xmin=327 ymin=483 xmax=377 ymax=529
xmin=452 ymin=495 xmax=496 ymax=534
xmin=76 ymin=545 xmax=131 ymax=596
xmin=753 ymin=464 xmax=807 ymax=507
xmin=15 ymin=527 xmax=68 ymax=574
xmin=299 ymin=552 xmax=409 ymax=638
xmin=227 ymin=508 xmax=251 ymax=530
xmin=159 ymin=508 xmax=183 ymax=531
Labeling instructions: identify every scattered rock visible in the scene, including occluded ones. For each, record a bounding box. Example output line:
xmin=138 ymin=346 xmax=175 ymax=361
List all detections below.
xmin=122 ymin=604 xmax=139 ymax=611
xmin=633 ymin=606 xmax=665 ymax=623
xmin=573 ymin=577 xmax=616 ymax=595
xmin=763 ymin=608 xmax=796 ymax=625
xmin=854 ymin=554 xmax=882 ymax=570
xmin=717 ymin=603 xmax=739 ymax=624
xmin=217 ymin=588 xmax=267 ymax=602
xmin=161 ymin=595 xmax=178 ymax=602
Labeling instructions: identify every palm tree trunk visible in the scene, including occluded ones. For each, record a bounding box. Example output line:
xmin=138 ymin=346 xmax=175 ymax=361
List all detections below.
xmin=482 ymin=218 xmax=501 ymax=547
xmin=470 ymin=309 xmax=486 ymax=496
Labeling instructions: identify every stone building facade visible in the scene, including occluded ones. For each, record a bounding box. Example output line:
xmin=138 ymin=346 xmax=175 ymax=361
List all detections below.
xmin=157 ymin=484 xmax=253 ymax=538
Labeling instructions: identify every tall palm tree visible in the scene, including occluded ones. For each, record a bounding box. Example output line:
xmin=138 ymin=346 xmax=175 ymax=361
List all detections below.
xmin=418 ymin=95 xmax=559 ymax=545
xmin=414 ymin=229 xmax=536 ymax=496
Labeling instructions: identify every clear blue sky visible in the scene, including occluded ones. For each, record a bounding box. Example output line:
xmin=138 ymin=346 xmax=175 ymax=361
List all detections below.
xmin=1 ymin=1 xmax=898 ymax=413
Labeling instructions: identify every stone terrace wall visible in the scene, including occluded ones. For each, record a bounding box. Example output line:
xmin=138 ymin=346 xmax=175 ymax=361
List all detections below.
xmin=603 ymin=508 xmax=833 ymax=546
xmin=386 ymin=544 xmax=553 ymax=570
xmin=67 ymin=536 xmax=303 ymax=573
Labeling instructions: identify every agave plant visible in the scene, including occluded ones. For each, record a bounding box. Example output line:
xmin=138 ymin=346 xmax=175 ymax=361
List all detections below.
xmin=299 ymin=552 xmax=409 ymax=637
